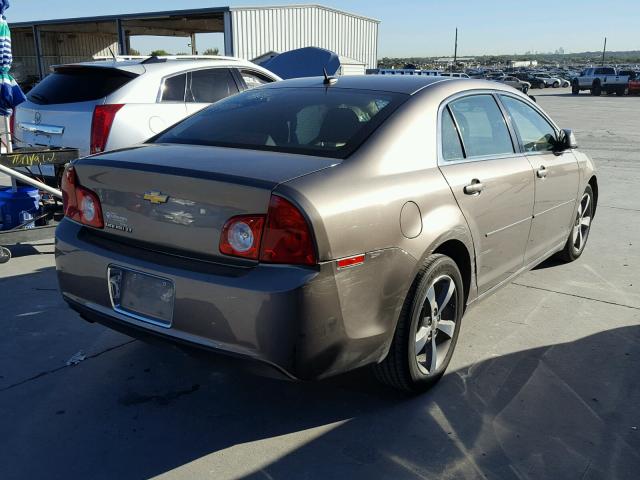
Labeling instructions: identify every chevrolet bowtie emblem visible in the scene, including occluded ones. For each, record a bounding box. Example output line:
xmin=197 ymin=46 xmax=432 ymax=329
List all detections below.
xmin=143 ymin=191 xmax=169 ymax=204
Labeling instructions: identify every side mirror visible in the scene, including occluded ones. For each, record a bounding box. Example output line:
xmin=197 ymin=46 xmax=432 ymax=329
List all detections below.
xmin=560 ymin=128 xmax=578 ymax=149
xmin=528 ymin=94 xmax=537 ymax=103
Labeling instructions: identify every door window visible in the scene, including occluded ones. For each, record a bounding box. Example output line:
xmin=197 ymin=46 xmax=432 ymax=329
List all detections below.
xmin=186 ymin=68 xmax=239 ymax=103
xmin=239 ymin=70 xmax=274 ymax=90
xmin=161 ymin=74 xmax=187 ymax=102
xmin=448 ymin=95 xmax=514 ymax=158
xmin=441 ymin=107 xmax=464 ymax=161
xmin=500 ymin=96 xmax=556 ymax=152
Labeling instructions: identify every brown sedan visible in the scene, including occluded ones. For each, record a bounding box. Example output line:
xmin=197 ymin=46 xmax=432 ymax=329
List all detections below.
xmin=56 ymin=75 xmax=597 ymax=392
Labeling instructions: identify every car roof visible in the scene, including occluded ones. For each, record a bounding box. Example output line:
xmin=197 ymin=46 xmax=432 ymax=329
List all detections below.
xmin=52 ymin=56 xmax=263 ymax=77
xmin=257 ymin=75 xmax=529 ymax=98
xmin=258 ymin=75 xmax=454 ymax=95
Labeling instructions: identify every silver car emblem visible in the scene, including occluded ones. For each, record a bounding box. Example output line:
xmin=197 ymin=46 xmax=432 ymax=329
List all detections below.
xmin=34 ymin=112 xmax=41 ymax=124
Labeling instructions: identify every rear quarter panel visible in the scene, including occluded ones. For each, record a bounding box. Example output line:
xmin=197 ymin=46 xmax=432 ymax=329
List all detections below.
xmin=277 ymin=83 xmax=477 ymax=354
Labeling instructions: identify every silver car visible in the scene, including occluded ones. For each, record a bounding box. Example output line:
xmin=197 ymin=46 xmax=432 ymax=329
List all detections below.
xmin=15 ymin=56 xmax=279 ymax=159
xmin=56 ymin=76 xmax=598 ymax=392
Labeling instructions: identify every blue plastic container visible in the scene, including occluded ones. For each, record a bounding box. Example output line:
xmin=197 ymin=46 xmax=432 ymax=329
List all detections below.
xmin=0 ymin=187 xmax=41 ymax=230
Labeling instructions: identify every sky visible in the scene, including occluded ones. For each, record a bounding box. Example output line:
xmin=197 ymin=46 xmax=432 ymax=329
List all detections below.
xmin=6 ymin=0 xmax=640 ymax=57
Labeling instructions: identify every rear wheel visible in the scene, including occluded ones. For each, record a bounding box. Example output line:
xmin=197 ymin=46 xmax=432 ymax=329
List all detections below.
xmin=374 ymin=254 xmax=464 ymax=393
xmin=559 ymin=185 xmax=594 ymax=262
xmin=572 ymin=81 xmax=580 ymax=94
xmin=553 ymin=81 xmax=560 ymax=88
xmin=592 ymin=82 xmax=602 ymax=96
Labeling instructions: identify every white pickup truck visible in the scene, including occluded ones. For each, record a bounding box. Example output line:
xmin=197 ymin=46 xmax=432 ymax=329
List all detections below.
xmin=571 ymin=67 xmax=629 ymax=96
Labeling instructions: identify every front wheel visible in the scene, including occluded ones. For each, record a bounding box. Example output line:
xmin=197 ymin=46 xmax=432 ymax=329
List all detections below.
xmin=374 ymin=254 xmax=464 ymax=392
xmin=572 ymin=81 xmax=580 ymax=94
xmin=558 ymin=185 xmax=594 ymax=262
xmin=553 ymin=81 xmax=560 ymax=88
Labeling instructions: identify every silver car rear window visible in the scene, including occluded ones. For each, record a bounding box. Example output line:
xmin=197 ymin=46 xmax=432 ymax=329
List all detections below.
xmin=153 ymin=87 xmax=408 ymax=159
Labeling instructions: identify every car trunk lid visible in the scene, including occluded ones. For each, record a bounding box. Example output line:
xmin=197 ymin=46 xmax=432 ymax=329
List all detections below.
xmin=73 ymin=144 xmax=338 ymax=262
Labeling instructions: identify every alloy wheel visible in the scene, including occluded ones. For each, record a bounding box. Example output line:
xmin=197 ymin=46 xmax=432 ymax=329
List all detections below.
xmin=572 ymin=192 xmax=592 ymax=252
xmin=415 ymin=275 xmax=458 ymax=375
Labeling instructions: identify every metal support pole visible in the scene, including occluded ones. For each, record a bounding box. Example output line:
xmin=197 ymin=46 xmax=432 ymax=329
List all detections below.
xmin=32 ymin=25 xmax=44 ymax=80
xmin=190 ymin=33 xmax=197 ymax=55
xmin=223 ymin=11 xmax=234 ymax=56
xmin=453 ymin=27 xmax=458 ymax=69
xmin=116 ymin=18 xmax=127 ymax=56
xmin=601 ymin=37 xmax=607 ymax=66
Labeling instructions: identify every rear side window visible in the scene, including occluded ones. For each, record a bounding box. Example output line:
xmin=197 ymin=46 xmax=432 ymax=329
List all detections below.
xmin=154 ymin=87 xmax=407 ymax=159
xmin=186 ymin=68 xmax=239 ymax=103
xmin=441 ymin=107 xmax=464 ymax=161
xmin=500 ymin=96 xmax=556 ymax=152
xmin=448 ymin=95 xmax=514 ymax=158
xmin=161 ymin=74 xmax=187 ymax=102
xmin=239 ymin=70 xmax=273 ymax=90
xmin=27 ymin=68 xmax=136 ymax=105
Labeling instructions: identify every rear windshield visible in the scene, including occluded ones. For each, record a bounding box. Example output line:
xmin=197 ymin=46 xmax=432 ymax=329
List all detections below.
xmin=27 ymin=67 xmax=137 ymax=105
xmin=153 ymin=87 xmax=407 ymax=158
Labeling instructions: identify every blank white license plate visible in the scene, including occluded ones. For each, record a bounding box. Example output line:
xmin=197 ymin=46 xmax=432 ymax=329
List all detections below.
xmin=108 ymin=266 xmax=175 ymax=327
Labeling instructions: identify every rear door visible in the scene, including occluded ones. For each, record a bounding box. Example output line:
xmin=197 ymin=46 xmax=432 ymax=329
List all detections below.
xmin=498 ymin=94 xmax=580 ymax=264
xmin=184 ymin=68 xmax=240 ymax=115
xmin=15 ymin=66 xmax=138 ymax=157
xmin=438 ymin=93 xmax=535 ymax=294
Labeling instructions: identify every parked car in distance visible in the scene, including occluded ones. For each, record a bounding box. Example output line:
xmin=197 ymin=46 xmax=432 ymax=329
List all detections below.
xmin=571 ymin=67 xmax=629 ymax=96
xmin=56 ymin=76 xmax=598 ymax=392
xmin=513 ymin=73 xmax=546 ymax=89
xmin=14 ymin=56 xmax=280 ymax=161
xmin=533 ymin=73 xmax=563 ymax=88
xmin=492 ymin=75 xmax=531 ymax=92
xmin=628 ymin=72 xmax=640 ymax=94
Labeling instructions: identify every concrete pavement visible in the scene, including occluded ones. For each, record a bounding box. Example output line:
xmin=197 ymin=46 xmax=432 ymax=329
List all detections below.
xmin=1 ymin=88 xmax=639 ymax=480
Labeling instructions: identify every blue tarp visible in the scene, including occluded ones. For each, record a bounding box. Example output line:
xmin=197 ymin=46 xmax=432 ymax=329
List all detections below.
xmin=260 ymin=47 xmax=340 ymax=80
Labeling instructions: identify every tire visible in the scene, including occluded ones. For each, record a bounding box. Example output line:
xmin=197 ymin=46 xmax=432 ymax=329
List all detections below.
xmin=0 ymin=246 xmax=10 ymax=264
xmin=553 ymin=81 xmax=560 ymax=88
xmin=616 ymin=86 xmax=626 ymax=96
xmin=572 ymin=81 xmax=580 ymax=95
xmin=558 ymin=185 xmax=594 ymax=262
xmin=373 ymin=254 xmax=464 ymax=393
xmin=592 ymin=82 xmax=601 ymax=96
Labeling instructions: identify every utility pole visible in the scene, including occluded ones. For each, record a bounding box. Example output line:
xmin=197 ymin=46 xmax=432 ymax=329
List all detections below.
xmin=453 ymin=27 xmax=458 ymax=70
xmin=601 ymin=37 xmax=607 ymax=66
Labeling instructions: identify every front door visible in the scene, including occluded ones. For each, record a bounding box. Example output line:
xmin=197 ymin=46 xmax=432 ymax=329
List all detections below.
xmin=438 ymin=94 xmax=535 ymax=294
xmin=498 ymin=95 xmax=580 ymax=264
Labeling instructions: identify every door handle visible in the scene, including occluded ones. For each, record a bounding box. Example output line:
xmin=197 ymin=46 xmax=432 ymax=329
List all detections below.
xmin=463 ymin=179 xmax=484 ymax=195
xmin=537 ymin=166 xmax=548 ymax=178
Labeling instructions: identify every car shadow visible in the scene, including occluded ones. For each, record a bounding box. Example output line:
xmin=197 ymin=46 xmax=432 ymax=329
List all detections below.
xmin=2 ymin=321 xmax=639 ymax=480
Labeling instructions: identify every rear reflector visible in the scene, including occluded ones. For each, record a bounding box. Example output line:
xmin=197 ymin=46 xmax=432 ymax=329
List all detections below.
xmin=337 ymin=254 xmax=365 ymax=269
xmin=90 ymin=104 xmax=124 ymax=154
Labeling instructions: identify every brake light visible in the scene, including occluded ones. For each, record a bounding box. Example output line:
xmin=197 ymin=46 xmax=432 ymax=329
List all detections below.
xmin=61 ymin=166 xmax=104 ymax=228
xmin=90 ymin=104 xmax=124 ymax=154
xmin=219 ymin=215 xmax=265 ymax=260
xmin=260 ymin=196 xmax=316 ymax=265
xmin=219 ymin=196 xmax=316 ymax=265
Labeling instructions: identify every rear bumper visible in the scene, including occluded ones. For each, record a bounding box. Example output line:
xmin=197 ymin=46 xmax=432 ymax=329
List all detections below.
xmin=55 ymin=219 xmax=414 ymax=379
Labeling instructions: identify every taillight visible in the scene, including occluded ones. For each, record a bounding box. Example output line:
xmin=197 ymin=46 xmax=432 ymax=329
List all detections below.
xmin=260 ymin=196 xmax=316 ymax=266
xmin=61 ymin=166 xmax=104 ymax=228
xmin=219 ymin=215 xmax=265 ymax=260
xmin=90 ymin=104 xmax=124 ymax=154
xmin=219 ymin=196 xmax=317 ymax=266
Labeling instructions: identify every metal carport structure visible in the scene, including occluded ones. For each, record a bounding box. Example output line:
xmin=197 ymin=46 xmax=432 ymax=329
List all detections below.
xmin=9 ymin=5 xmax=379 ymax=86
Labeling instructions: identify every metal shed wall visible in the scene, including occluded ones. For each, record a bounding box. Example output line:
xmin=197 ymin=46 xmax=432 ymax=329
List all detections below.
xmin=230 ymin=5 xmax=379 ymax=69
